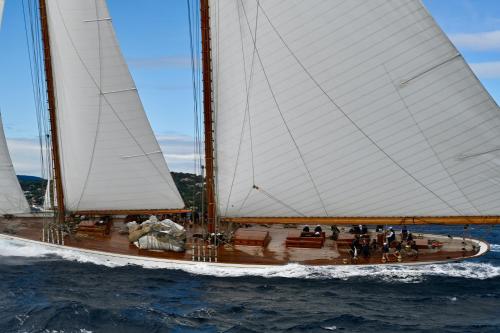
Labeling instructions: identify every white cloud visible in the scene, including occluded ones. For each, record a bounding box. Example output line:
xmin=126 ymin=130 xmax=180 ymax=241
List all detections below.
xmin=128 ymin=56 xmax=194 ymax=69
xmin=450 ymin=30 xmax=500 ymax=51
xmin=5 ymin=137 xmax=44 ymax=176
xmin=470 ymin=61 xmax=500 ymax=79
xmin=6 ymin=133 xmax=201 ymax=177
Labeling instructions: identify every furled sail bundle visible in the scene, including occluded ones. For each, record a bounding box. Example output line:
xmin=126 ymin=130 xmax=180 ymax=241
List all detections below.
xmin=45 ymin=0 xmax=184 ymax=211
xmin=210 ymin=0 xmax=500 ymax=218
xmin=0 ymin=115 xmax=30 ymax=214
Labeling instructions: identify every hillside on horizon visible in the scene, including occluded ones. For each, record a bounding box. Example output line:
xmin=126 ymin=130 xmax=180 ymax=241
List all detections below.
xmin=17 ymin=172 xmax=204 ymax=209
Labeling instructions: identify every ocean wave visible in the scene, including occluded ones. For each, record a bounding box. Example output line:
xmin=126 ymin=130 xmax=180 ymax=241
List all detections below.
xmin=490 ymin=244 xmax=500 ymax=252
xmin=0 ymin=237 xmax=498 ymax=282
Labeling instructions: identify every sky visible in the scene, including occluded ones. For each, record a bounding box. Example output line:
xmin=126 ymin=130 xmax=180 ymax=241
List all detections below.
xmin=0 ymin=0 xmax=499 ymax=177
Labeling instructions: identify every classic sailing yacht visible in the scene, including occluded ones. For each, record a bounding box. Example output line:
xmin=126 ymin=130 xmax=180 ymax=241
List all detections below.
xmin=0 ymin=0 xmax=30 ymax=215
xmin=0 ymin=0 xmax=497 ymax=267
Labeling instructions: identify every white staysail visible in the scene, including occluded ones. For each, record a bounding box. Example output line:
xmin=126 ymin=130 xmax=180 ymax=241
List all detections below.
xmin=45 ymin=0 xmax=184 ymax=211
xmin=42 ymin=179 xmax=56 ymax=210
xmin=210 ymin=0 xmax=500 ymax=218
xmin=42 ymin=179 xmax=50 ymax=210
xmin=0 ymin=115 xmax=30 ymax=214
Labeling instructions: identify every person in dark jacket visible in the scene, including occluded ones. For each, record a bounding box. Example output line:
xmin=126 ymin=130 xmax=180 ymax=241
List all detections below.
xmin=382 ymin=242 xmax=390 ymax=262
xmin=387 ymin=227 xmax=396 ymax=245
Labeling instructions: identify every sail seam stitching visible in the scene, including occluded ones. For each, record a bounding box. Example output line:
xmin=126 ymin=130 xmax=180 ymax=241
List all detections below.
xmin=223 ymin=0 xmax=259 ymax=216
xmin=385 ymin=64 xmax=481 ymax=215
xmin=256 ymin=1 xmax=469 ymax=218
xmin=53 ymin=1 xmax=182 ymax=208
xmin=241 ymin=1 xmax=329 ymax=217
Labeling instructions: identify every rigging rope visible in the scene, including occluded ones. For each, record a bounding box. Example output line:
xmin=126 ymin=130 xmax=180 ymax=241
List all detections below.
xmin=52 ymin=1 xmax=180 ymax=206
xmin=240 ymin=1 xmax=329 ymax=217
xmin=255 ymin=1 xmax=471 ymax=220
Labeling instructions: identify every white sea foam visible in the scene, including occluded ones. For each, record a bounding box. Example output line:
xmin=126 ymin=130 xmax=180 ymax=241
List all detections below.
xmin=490 ymin=244 xmax=500 ymax=252
xmin=0 ymin=237 xmax=498 ymax=282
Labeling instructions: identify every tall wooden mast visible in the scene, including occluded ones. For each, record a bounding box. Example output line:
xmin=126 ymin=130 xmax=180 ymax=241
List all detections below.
xmin=200 ymin=0 xmax=216 ymax=233
xmin=39 ymin=0 xmax=65 ymax=224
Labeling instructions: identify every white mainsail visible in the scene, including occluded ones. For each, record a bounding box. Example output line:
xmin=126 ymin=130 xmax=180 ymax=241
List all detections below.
xmin=0 ymin=115 xmax=30 ymax=214
xmin=210 ymin=0 xmax=500 ymax=218
xmin=45 ymin=0 xmax=184 ymax=211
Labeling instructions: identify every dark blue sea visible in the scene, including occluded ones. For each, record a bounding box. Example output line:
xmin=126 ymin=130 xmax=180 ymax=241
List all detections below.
xmin=0 ymin=225 xmax=498 ymax=333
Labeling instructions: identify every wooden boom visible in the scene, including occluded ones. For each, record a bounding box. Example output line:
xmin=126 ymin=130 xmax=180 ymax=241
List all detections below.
xmin=221 ymin=216 xmax=500 ymax=225
xmin=74 ymin=209 xmax=191 ymax=216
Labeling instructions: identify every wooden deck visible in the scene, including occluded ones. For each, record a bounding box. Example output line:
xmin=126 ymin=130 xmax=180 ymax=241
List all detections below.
xmin=0 ymin=216 xmax=484 ymax=266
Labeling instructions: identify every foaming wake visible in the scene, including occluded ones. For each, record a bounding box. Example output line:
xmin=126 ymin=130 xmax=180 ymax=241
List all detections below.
xmin=491 ymin=244 xmax=500 ymax=252
xmin=0 ymin=237 xmax=498 ymax=282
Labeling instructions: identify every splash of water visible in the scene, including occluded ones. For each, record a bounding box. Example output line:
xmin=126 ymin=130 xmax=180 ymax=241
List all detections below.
xmin=0 ymin=238 xmax=498 ymax=282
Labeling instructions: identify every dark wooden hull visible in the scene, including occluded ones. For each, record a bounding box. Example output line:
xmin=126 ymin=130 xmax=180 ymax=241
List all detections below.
xmin=0 ymin=216 xmax=489 ymax=268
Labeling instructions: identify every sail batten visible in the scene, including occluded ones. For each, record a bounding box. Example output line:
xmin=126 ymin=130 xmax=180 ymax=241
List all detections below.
xmin=211 ymin=0 xmax=500 ymax=218
xmin=46 ymin=0 xmax=184 ymax=211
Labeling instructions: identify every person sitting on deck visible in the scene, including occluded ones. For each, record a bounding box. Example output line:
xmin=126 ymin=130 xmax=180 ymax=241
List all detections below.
xmin=375 ymin=225 xmax=384 ymax=233
xmin=302 ymin=225 xmax=310 ymax=233
xmin=410 ymin=240 xmax=419 ymax=254
xmin=314 ymin=225 xmax=322 ymax=236
xmin=407 ymin=232 xmax=414 ymax=242
xmin=402 ymin=225 xmax=408 ymax=240
xmin=330 ymin=225 xmax=340 ymax=240
xmin=350 ymin=225 xmax=361 ymax=234
xmin=361 ymin=225 xmax=368 ymax=234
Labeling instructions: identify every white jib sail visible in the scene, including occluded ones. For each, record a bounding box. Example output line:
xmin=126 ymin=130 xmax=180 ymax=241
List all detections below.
xmin=0 ymin=115 xmax=30 ymax=214
xmin=210 ymin=0 xmax=500 ymax=218
xmin=45 ymin=0 xmax=184 ymax=211
xmin=0 ymin=1 xmax=30 ymax=214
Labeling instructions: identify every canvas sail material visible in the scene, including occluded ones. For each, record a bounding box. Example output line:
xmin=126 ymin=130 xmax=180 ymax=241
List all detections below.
xmin=210 ymin=0 xmax=500 ymax=218
xmin=42 ymin=179 xmax=57 ymax=210
xmin=0 ymin=115 xmax=30 ymax=214
xmin=45 ymin=0 xmax=184 ymax=211
xmin=0 ymin=1 xmax=30 ymax=214
xmin=42 ymin=179 xmax=50 ymax=210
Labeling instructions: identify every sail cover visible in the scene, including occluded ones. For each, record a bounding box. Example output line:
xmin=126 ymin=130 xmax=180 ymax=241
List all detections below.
xmin=45 ymin=0 xmax=184 ymax=211
xmin=210 ymin=0 xmax=500 ymax=217
xmin=0 ymin=115 xmax=30 ymax=214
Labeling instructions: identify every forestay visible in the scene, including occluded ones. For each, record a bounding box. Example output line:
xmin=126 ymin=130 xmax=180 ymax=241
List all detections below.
xmin=45 ymin=0 xmax=184 ymax=211
xmin=0 ymin=115 xmax=30 ymax=214
xmin=210 ymin=0 xmax=500 ymax=218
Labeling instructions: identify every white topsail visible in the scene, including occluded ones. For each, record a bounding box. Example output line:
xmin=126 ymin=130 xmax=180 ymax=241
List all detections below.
xmin=0 ymin=115 xmax=30 ymax=214
xmin=45 ymin=0 xmax=184 ymax=211
xmin=210 ymin=0 xmax=500 ymax=218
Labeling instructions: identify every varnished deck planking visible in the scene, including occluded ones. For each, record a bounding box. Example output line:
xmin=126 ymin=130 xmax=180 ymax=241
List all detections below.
xmin=0 ymin=217 xmax=482 ymax=266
